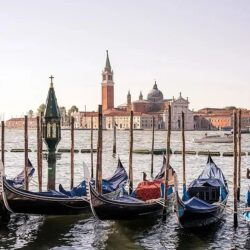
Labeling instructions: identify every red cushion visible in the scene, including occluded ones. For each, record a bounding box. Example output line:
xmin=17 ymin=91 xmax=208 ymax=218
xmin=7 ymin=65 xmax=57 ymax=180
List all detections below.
xmin=136 ymin=180 xmax=162 ymax=201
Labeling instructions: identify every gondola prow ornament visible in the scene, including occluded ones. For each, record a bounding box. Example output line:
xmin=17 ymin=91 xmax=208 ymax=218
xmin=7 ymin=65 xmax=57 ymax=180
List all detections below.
xmin=43 ymin=75 xmax=61 ymax=190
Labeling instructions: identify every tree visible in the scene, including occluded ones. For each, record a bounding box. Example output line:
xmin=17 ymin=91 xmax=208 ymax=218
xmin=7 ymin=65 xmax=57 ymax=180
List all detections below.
xmin=59 ymin=106 xmax=66 ymax=115
xmin=37 ymin=104 xmax=46 ymax=115
xmin=68 ymin=105 xmax=79 ymax=116
xmin=28 ymin=110 xmax=34 ymax=118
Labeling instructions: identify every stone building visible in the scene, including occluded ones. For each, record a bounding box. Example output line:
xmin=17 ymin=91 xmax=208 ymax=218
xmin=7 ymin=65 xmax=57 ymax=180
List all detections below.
xmin=6 ymin=117 xmax=37 ymax=129
xmin=194 ymin=115 xmax=213 ymax=130
xmin=194 ymin=107 xmax=250 ymax=130
xmin=164 ymin=93 xmax=194 ymax=130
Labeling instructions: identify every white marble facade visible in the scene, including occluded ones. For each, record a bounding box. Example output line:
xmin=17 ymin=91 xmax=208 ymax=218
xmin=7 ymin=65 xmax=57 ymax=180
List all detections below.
xmin=164 ymin=93 xmax=194 ymax=130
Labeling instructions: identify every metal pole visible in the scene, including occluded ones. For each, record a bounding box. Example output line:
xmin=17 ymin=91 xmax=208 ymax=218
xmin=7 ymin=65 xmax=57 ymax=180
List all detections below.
xmin=151 ymin=116 xmax=155 ymax=177
xmin=70 ymin=116 xmax=74 ymax=189
xmin=24 ymin=115 xmax=29 ymax=191
xmin=163 ymin=104 xmax=171 ymax=216
xmin=182 ymin=112 xmax=186 ymax=191
xmin=1 ymin=121 xmax=4 ymax=166
xmin=95 ymin=105 xmax=103 ymax=194
xmin=129 ymin=110 xmax=134 ymax=194
xmin=233 ymin=110 xmax=238 ymax=227
xmin=237 ymin=109 xmax=241 ymax=201
xmin=91 ymin=115 xmax=94 ymax=179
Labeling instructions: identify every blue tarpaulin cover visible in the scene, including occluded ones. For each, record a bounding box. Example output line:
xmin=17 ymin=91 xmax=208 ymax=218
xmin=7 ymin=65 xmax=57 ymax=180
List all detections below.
xmin=184 ymin=197 xmax=217 ymax=212
xmin=182 ymin=155 xmax=228 ymax=210
xmin=102 ymin=158 xmax=128 ymax=193
xmin=246 ymin=190 xmax=250 ymax=207
xmin=188 ymin=155 xmax=228 ymax=194
xmin=60 ymin=158 xmax=128 ymax=197
xmin=7 ymin=159 xmax=35 ymax=188
xmin=244 ymin=190 xmax=250 ymax=221
xmin=59 ymin=180 xmax=87 ymax=197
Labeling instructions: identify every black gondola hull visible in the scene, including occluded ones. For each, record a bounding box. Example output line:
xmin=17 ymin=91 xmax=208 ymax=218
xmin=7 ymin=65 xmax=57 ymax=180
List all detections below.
xmin=90 ymin=186 xmax=173 ymax=220
xmin=7 ymin=199 xmax=90 ymax=215
xmin=3 ymin=179 xmax=90 ymax=215
xmin=176 ymin=195 xmax=227 ymax=228
xmin=178 ymin=207 xmax=225 ymax=228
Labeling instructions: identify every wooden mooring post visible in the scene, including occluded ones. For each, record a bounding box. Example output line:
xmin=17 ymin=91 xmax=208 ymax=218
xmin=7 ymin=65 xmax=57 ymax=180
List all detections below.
xmin=113 ymin=119 xmax=117 ymax=155
xmin=237 ymin=109 xmax=242 ymax=201
xmin=233 ymin=110 xmax=238 ymax=227
xmin=129 ymin=110 xmax=134 ymax=195
xmin=182 ymin=112 xmax=186 ymax=192
xmin=70 ymin=116 xmax=75 ymax=189
xmin=151 ymin=116 xmax=155 ymax=177
xmin=90 ymin=116 xmax=94 ymax=179
xmin=24 ymin=115 xmax=29 ymax=191
xmin=37 ymin=116 xmax=42 ymax=191
xmin=163 ymin=105 xmax=171 ymax=217
xmin=1 ymin=121 xmax=4 ymax=165
xmin=95 ymin=105 xmax=103 ymax=194
xmin=39 ymin=112 xmax=43 ymax=190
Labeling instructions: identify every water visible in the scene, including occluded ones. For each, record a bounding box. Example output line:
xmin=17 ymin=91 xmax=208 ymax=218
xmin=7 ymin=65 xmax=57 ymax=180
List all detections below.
xmin=0 ymin=129 xmax=250 ymax=249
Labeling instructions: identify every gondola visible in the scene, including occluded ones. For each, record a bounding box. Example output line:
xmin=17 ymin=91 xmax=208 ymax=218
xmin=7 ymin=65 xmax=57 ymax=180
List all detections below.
xmin=174 ymin=155 xmax=228 ymax=228
xmin=0 ymin=159 xmax=35 ymax=215
xmin=0 ymin=159 xmax=128 ymax=216
xmin=243 ymin=168 xmax=250 ymax=222
xmin=89 ymin=161 xmax=175 ymax=220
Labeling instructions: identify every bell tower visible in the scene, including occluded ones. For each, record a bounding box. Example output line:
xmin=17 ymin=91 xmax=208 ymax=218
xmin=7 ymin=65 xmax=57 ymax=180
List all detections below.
xmin=102 ymin=50 xmax=114 ymax=111
xmin=127 ymin=90 xmax=131 ymax=111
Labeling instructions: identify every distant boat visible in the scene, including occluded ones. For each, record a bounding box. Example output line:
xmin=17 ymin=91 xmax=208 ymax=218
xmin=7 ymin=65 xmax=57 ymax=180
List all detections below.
xmin=194 ymin=133 xmax=233 ymax=143
xmin=231 ymin=128 xmax=250 ymax=134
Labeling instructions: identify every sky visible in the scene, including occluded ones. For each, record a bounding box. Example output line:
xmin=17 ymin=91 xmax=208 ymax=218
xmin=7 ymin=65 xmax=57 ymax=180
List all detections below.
xmin=0 ymin=0 xmax=250 ymax=119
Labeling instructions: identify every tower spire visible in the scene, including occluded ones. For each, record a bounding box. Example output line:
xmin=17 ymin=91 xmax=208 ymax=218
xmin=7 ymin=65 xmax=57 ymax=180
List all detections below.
xmin=49 ymin=75 xmax=54 ymax=88
xmin=139 ymin=91 xmax=143 ymax=100
xmin=105 ymin=50 xmax=111 ymax=71
xmin=127 ymin=90 xmax=132 ymax=111
xmin=153 ymin=81 xmax=158 ymax=90
xmin=45 ymin=76 xmax=60 ymax=118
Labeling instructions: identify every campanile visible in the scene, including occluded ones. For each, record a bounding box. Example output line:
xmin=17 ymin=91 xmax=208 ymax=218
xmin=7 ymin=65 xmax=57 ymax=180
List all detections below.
xmin=102 ymin=50 xmax=114 ymax=111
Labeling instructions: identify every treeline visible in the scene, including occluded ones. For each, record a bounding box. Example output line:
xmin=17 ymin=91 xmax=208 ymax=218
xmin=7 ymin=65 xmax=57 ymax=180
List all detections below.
xmin=27 ymin=104 xmax=79 ymax=117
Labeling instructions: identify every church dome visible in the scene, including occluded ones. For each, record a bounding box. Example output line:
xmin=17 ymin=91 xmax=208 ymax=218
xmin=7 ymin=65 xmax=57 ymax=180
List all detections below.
xmin=147 ymin=82 xmax=163 ymax=102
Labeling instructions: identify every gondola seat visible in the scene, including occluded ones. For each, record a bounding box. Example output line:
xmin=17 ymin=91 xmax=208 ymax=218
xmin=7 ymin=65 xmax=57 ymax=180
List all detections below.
xmin=135 ymin=180 xmax=162 ymax=201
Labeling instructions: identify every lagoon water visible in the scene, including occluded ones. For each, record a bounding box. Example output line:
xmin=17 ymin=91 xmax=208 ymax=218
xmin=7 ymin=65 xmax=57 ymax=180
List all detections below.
xmin=0 ymin=129 xmax=250 ymax=249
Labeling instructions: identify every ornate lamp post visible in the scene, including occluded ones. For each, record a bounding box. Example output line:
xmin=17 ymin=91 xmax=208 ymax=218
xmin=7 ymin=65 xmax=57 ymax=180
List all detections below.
xmin=43 ymin=75 xmax=61 ymax=190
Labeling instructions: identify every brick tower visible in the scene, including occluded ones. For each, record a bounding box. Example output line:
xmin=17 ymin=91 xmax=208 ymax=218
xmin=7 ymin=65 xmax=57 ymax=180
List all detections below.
xmin=102 ymin=50 xmax=114 ymax=111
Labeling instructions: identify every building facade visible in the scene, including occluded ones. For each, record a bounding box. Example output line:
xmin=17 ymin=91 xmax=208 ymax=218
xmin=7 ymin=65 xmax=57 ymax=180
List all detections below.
xmin=164 ymin=93 xmax=194 ymax=130
xmin=6 ymin=117 xmax=37 ymax=129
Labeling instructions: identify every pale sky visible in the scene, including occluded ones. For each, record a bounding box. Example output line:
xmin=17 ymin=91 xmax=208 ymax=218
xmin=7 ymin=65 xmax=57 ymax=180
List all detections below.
xmin=0 ymin=0 xmax=249 ymax=119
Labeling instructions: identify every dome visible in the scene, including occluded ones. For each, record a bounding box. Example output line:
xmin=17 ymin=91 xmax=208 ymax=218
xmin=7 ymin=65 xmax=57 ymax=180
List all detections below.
xmin=147 ymin=82 xmax=163 ymax=102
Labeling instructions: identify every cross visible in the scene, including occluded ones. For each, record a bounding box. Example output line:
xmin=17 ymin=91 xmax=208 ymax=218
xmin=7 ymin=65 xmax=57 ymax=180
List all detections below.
xmin=49 ymin=75 xmax=54 ymax=87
